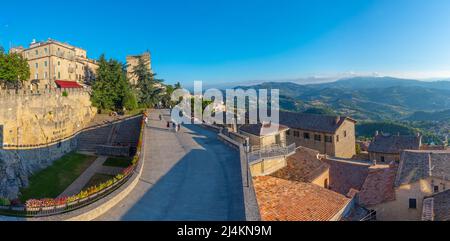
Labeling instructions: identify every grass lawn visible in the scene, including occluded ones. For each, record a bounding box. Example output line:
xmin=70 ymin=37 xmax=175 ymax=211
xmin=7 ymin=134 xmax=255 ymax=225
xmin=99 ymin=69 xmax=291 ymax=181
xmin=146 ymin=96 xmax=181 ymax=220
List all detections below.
xmin=82 ymin=173 xmax=114 ymax=190
xmin=19 ymin=152 xmax=97 ymax=202
xmin=103 ymin=157 xmax=132 ymax=168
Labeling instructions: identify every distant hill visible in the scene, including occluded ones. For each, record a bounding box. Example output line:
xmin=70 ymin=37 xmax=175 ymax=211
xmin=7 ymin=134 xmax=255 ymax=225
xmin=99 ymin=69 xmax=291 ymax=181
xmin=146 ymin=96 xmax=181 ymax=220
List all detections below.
xmin=406 ymin=109 xmax=450 ymax=121
xmin=311 ymin=76 xmax=450 ymax=90
xmin=233 ymin=77 xmax=450 ymax=121
xmin=303 ymin=107 xmax=337 ymax=116
xmin=356 ymin=122 xmax=419 ymax=138
xmin=355 ymin=121 xmax=443 ymax=144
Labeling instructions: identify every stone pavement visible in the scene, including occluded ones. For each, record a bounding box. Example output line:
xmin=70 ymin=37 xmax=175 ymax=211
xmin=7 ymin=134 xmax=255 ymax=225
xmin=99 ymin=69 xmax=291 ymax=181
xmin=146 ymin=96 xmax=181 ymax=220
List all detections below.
xmin=96 ymin=109 xmax=246 ymax=221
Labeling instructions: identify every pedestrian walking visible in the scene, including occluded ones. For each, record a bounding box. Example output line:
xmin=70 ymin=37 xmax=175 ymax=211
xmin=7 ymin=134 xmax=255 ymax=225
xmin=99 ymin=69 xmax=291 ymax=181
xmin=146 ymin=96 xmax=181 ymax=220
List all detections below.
xmin=166 ymin=121 xmax=170 ymax=128
xmin=159 ymin=114 xmax=162 ymax=121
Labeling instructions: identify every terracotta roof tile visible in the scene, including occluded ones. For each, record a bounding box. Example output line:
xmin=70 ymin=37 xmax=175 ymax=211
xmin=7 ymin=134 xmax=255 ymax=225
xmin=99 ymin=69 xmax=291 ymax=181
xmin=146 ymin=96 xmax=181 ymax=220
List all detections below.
xmin=368 ymin=134 xmax=421 ymax=154
xmin=271 ymin=146 xmax=329 ymax=182
xmin=396 ymin=150 xmax=450 ymax=186
xmin=423 ymin=189 xmax=450 ymax=221
xmin=253 ymin=176 xmax=351 ymax=221
xmin=324 ymin=159 xmax=370 ymax=195
xmin=279 ymin=111 xmax=355 ymax=134
xmin=359 ymin=164 xmax=397 ymax=206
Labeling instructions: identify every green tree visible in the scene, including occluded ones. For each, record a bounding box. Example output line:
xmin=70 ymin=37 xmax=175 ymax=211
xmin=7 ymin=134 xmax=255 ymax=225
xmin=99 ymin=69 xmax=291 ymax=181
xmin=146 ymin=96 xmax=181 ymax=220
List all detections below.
xmin=132 ymin=56 xmax=164 ymax=108
xmin=122 ymin=89 xmax=138 ymax=110
xmin=0 ymin=51 xmax=30 ymax=89
xmin=161 ymin=82 xmax=182 ymax=108
xmin=91 ymin=55 xmax=136 ymax=112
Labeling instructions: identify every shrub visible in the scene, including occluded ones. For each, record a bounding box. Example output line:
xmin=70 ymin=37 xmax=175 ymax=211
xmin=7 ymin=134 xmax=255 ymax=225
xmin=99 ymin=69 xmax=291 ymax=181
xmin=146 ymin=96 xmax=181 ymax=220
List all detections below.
xmin=356 ymin=143 xmax=362 ymax=155
xmin=62 ymin=90 xmax=68 ymax=97
xmin=123 ymin=91 xmax=138 ymax=111
xmin=0 ymin=197 xmax=10 ymax=206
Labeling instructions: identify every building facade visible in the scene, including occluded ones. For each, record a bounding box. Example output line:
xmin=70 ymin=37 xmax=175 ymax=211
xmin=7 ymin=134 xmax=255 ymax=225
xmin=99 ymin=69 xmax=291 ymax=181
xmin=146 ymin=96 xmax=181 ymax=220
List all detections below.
xmin=9 ymin=39 xmax=98 ymax=90
xmin=368 ymin=132 xmax=422 ymax=164
xmin=362 ymin=150 xmax=450 ymax=221
xmin=126 ymin=51 xmax=152 ymax=86
xmin=239 ymin=123 xmax=289 ymax=149
xmin=280 ymin=111 xmax=357 ymax=159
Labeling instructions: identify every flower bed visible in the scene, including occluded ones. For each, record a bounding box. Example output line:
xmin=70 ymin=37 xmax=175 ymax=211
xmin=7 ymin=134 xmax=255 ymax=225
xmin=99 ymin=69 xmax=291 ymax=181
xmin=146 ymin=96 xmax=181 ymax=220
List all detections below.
xmin=0 ymin=114 xmax=146 ymax=217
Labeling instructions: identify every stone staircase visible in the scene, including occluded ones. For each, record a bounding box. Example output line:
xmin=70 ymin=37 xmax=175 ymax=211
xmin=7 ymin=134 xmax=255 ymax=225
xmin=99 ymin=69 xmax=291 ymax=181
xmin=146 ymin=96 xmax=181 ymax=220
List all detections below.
xmin=77 ymin=125 xmax=114 ymax=152
xmin=111 ymin=116 xmax=142 ymax=147
xmin=77 ymin=116 xmax=142 ymax=153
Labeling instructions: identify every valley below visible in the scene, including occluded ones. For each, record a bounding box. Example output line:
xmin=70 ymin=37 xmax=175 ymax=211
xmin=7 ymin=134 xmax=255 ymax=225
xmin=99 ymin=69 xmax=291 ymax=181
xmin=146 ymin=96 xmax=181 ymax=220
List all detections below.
xmin=235 ymin=77 xmax=450 ymax=144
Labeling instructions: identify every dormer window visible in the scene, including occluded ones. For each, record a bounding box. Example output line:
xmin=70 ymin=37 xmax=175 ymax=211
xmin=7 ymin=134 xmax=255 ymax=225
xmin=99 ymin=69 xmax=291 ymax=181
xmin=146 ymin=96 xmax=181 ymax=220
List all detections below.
xmin=434 ymin=186 xmax=439 ymax=193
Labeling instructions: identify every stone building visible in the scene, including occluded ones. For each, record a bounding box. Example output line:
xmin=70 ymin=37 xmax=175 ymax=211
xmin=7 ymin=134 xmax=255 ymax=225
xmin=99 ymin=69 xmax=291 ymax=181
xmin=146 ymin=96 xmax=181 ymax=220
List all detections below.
xmin=126 ymin=51 xmax=152 ymax=86
xmin=239 ymin=123 xmax=294 ymax=176
xmin=360 ymin=150 xmax=450 ymax=221
xmin=368 ymin=132 xmax=422 ymax=164
xmin=9 ymin=39 xmax=98 ymax=90
xmin=239 ymin=122 xmax=289 ymax=149
xmin=280 ymin=111 xmax=357 ymax=158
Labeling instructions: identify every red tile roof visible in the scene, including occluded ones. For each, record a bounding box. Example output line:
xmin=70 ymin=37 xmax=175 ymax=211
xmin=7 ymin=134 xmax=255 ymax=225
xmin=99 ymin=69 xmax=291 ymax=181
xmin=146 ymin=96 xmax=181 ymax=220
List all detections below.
xmin=271 ymin=146 xmax=329 ymax=182
xmin=253 ymin=176 xmax=351 ymax=221
xmin=359 ymin=163 xmax=397 ymax=206
xmin=324 ymin=159 xmax=370 ymax=195
xmin=55 ymin=80 xmax=83 ymax=88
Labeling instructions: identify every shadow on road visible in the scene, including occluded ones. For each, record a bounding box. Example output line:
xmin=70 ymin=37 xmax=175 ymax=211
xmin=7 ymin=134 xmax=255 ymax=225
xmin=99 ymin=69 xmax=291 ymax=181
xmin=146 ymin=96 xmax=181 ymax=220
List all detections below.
xmin=121 ymin=124 xmax=246 ymax=221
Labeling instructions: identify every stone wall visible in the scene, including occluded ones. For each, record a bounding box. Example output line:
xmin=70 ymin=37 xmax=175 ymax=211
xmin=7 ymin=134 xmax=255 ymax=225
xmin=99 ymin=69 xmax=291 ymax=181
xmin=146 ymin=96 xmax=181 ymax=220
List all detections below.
xmin=0 ymin=89 xmax=96 ymax=199
xmin=96 ymin=145 xmax=130 ymax=157
xmin=0 ymin=88 xmax=96 ymax=148
xmin=0 ymin=137 xmax=77 ymax=199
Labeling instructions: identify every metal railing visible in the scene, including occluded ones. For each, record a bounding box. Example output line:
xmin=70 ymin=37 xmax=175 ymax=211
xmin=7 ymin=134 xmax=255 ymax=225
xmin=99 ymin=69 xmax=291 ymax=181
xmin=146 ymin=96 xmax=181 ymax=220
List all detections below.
xmin=359 ymin=210 xmax=377 ymax=221
xmin=0 ymin=172 xmax=132 ymax=217
xmin=247 ymin=143 xmax=296 ymax=164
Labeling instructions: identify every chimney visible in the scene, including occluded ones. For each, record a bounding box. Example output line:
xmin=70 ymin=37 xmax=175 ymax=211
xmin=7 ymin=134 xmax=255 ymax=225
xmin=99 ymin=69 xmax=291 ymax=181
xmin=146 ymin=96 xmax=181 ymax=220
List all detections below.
xmin=418 ymin=133 xmax=423 ymax=148
xmin=335 ymin=116 xmax=340 ymax=125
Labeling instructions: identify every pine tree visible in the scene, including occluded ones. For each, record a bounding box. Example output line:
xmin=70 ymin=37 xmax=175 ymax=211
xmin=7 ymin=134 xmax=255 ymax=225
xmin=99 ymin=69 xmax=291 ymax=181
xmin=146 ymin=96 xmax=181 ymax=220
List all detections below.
xmin=132 ymin=56 xmax=164 ymax=108
xmin=91 ymin=55 xmax=136 ymax=112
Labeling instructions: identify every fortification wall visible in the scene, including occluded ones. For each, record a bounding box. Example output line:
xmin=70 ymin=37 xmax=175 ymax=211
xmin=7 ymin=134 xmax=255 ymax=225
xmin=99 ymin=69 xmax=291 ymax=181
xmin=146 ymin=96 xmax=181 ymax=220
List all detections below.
xmin=0 ymin=88 xmax=96 ymax=148
xmin=0 ymin=89 xmax=96 ymax=199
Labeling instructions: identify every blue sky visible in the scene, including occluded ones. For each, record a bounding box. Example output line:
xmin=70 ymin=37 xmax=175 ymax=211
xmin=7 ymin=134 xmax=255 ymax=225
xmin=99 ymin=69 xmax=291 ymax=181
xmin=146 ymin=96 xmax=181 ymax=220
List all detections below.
xmin=1 ymin=0 xmax=450 ymax=85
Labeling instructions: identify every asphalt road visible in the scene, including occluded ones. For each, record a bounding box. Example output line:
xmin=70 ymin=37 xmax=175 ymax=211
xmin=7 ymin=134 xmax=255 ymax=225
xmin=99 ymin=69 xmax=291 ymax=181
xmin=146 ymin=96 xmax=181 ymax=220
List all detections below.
xmin=96 ymin=109 xmax=245 ymax=221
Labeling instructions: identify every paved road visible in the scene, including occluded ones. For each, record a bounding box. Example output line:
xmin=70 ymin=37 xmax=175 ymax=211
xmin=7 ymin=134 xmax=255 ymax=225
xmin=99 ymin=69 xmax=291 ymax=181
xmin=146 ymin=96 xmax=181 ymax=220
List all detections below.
xmin=96 ymin=109 xmax=245 ymax=221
